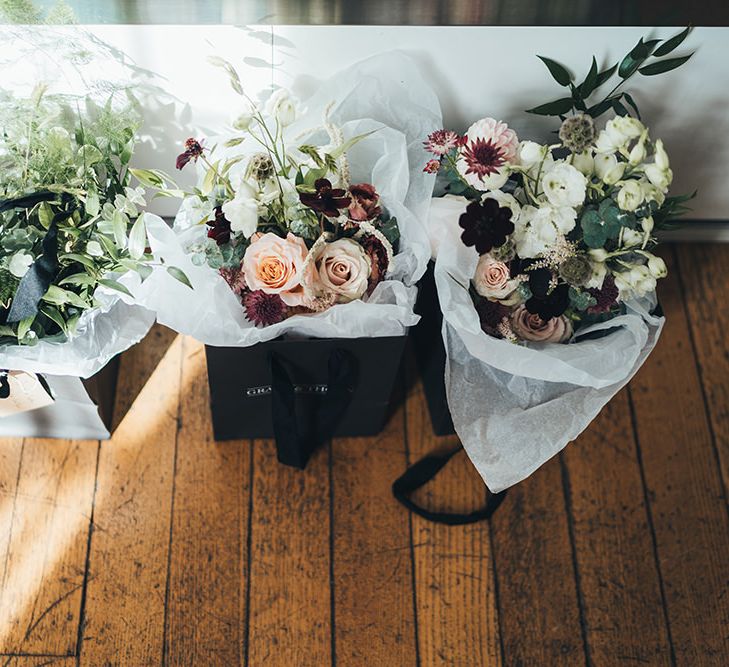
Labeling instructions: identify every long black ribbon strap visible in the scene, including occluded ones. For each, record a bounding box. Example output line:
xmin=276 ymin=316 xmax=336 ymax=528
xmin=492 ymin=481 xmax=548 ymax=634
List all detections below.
xmin=0 ymin=370 xmax=9 ymax=399
xmin=393 ymin=446 xmax=508 ymax=525
xmin=269 ymin=348 xmax=357 ymax=469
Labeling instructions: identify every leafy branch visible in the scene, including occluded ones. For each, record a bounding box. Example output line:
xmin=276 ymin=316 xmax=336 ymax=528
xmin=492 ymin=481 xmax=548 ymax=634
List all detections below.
xmin=526 ymin=27 xmax=694 ymax=121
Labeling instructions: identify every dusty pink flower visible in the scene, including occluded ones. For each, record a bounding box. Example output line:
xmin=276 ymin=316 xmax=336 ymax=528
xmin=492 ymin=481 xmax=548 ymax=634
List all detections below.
xmin=310 ymin=238 xmax=371 ymax=303
xmin=242 ymin=232 xmax=312 ymax=306
xmin=473 ymin=254 xmax=519 ymax=301
xmin=457 ymin=118 xmax=519 ymax=189
xmin=510 ymin=304 xmax=572 ymax=343
xmin=424 ymin=129 xmax=462 ymax=156
xmin=423 ymin=159 xmax=441 ymax=174
xmin=348 ymin=183 xmax=382 ymax=221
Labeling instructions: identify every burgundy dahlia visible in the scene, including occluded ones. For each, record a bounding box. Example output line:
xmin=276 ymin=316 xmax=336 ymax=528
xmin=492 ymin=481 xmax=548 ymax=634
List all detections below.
xmin=242 ymin=290 xmax=287 ymax=326
xmin=348 ymin=183 xmax=382 ymax=222
xmin=423 ymin=129 xmax=462 ymax=156
xmin=207 ymin=206 xmax=232 ymax=245
xmin=300 ymin=178 xmax=351 ymax=218
xmin=460 ymin=138 xmax=508 ymax=180
xmin=459 ymin=199 xmax=514 ymax=255
xmin=176 ymin=137 xmax=205 ymax=170
xmin=588 ymin=274 xmax=619 ymax=314
xmin=360 ymin=234 xmax=389 ymax=294
xmin=476 ymin=299 xmax=511 ymax=337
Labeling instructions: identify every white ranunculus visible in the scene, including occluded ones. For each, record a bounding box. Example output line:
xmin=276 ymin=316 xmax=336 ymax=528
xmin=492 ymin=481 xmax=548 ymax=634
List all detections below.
xmin=541 ymin=162 xmax=587 ymax=208
xmin=617 ymin=180 xmax=644 ymax=212
xmin=481 ymin=190 xmax=521 ymax=219
xmin=513 ymin=205 xmax=576 ymax=258
xmin=265 ymin=88 xmax=297 ymax=127
xmin=654 ymin=139 xmax=670 ymax=170
xmin=644 ymin=164 xmax=673 ymax=191
xmin=594 ymin=153 xmax=626 ymax=185
xmin=8 ymin=252 xmax=33 ymax=278
xmin=571 ymin=150 xmax=594 ymax=176
xmin=86 ymin=241 xmax=104 ymax=257
xmin=517 ymin=141 xmax=548 ymax=168
xmin=646 ymin=254 xmax=667 ymax=278
xmin=222 ymin=182 xmax=259 ymax=238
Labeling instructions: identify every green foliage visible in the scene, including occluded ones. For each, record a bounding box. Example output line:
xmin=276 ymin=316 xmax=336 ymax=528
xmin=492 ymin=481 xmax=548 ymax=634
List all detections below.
xmin=526 ymin=27 xmax=694 ymax=121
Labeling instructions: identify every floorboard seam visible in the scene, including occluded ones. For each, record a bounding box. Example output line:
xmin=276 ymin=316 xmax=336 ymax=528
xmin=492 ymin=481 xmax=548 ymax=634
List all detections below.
xmin=160 ymin=342 xmax=186 ymax=667
xmin=559 ymin=453 xmax=592 ymax=667
xmin=0 ymin=440 xmax=26 ymax=601
xmin=627 ymin=387 xmax=678 ymax=667
xmin=74 ymin=441 xmax=102 ymax=665
xmin=673 ymin=246 xmax=729 ymax=524
xmin=487 ymin=507 xmax=506 ymax=665
xmin=401 ymin=373 xmax=422 ymax=667
xmin=328 ymin=440 xmax=337 ymax=667
xmin=243 ymin=440 xmax=254 ymax=667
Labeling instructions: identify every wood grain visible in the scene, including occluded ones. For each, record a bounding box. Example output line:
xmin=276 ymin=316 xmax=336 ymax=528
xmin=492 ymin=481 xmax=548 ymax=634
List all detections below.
xmin=78 ymin=334 xmax=183 ymax=666
xmin=331 ymin=394 xmax=417 ymax=666
xmin=0 ymin=438 xmax=23 ymax=607
xmin=0 ymin=658 xmax=75 ymax=667
xmin=164 ymin=338 xmax=250 ymax=667
xmin=0 ymin=438 xmax=97 ymax=657
xmin=562 ymin=389 xmax=672 ymax=665
xmin=247 ymin=440 xmax=332 ymax=666
xmin=676 ymin=244 xmax=729 ymax=499
xmin=490 ymin=458 xmax=585 ymax=666
xmin=629 ymin=247 xmax=729 ymax=663
xmin=404 ymin=362 xmax=502 ymax=667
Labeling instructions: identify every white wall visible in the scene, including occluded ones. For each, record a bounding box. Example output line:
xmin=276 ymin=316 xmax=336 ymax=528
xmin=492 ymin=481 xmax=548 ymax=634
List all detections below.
xmin=2 ymin=25 xmax=725 ymax=221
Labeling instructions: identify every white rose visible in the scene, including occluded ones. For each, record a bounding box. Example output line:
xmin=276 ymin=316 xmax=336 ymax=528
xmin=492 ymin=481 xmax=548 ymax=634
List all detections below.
xmin=654 ymin=139 xmax=670 ymax=171
xmin=541 ymin=162 xmax=587 ymax=208
xmin=571 ymin=150 xmax=594 ymax=176
xmin=86 ymin=241 xmax=104 ymax=257
xmin=472 ymin=254 xmax=520 ymax=300
xmin=222 ymin=182 xmax=259 ymax=238
xmin=617 ymin=180 xmax=644 ymax=212
xmin=265 ymin=88 xmax=296 ymax=127
xmin=594 ymin=153 xmax=626 ymax=185
xmin=8 ymin=252 xmax=33 ymax=278
xmin=644 ymin=164 xmax=673 ymax=191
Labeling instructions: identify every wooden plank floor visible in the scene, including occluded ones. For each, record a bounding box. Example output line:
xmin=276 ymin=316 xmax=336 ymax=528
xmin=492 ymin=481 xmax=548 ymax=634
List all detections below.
xmin=0 ymin=243 xmax=728 ymax=666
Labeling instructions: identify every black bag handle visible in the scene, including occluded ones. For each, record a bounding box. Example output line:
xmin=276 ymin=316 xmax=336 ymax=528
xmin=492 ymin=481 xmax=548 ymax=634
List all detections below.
xmin=393 ymin=446 xmax=508 ymax=525
xmin=269 ymin=348 xmax=357 ymax=469
xmin=0 ymin=370 xmax=9 ymax=399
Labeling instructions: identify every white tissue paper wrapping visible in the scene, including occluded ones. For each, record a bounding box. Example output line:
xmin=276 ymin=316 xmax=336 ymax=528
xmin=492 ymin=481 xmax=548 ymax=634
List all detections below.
xmin=0 ymin=292 xmax=155 ymax=378
xmin=132 ymin=52 xmax=441 ymax=347
xmin=431 ymin=196 xmax=665 ymax=493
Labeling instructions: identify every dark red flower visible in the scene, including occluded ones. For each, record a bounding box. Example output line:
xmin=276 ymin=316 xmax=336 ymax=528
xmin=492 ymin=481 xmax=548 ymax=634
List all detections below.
xmin=526 ymin=269 xmax=570 ymax=319
xmin=348 ymin=183 xmax=382 ymax=221
xmin=176 ymin=137 xmax=204 ymax=170
xmin=242 ymin=290 xmax=287 ymax=326
xmin=588 ymin=274 xmax=619 ymax=314
xmin=476 ymin=298 xmax=511 ymax=337
xmin=461 ymin=138 xmax=508 ymax=179
xmin=423 ymin=159 xmax=441 ymax=174
xmin=360 ymin=234 xmax=389 ymax=294
xmin=300 ymin=178 xmax=351 ymax=218
xmin=219 ymin=266 xmax=246 ymax=295
xmin=423 ymin=129 xmax=462 ymax=156
xmin=207 ymin=206 xmax=232 ymax=245
xmin=459 ymin=199 xmax=514 ymax=255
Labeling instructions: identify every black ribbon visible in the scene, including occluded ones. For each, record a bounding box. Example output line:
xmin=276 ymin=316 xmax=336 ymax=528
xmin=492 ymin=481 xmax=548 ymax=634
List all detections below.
xmin=0 ymin=370 xmax=9 ymax=399
xmin=269 ymin=348 xmax=357 ymax=469
xmin=5 ymin=194 xmax=76 ymax=324
xmin=0 ymin=190 xmax=57 ymax=213
xmin=393 ymin=446 xmax=508 ymax=525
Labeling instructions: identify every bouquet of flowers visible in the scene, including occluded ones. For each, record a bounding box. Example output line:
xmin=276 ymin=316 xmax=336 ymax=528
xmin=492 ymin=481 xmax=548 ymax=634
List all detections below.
xmin=131 ymin=52 xmax=440 ymax=347
xmin=424 ymin=29 xmax=693 ymax=492
xmin=165 ymin=97 xmax=399 ymax=326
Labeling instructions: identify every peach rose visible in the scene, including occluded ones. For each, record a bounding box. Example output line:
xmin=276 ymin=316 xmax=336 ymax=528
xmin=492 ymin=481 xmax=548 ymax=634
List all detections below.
xmin=312 ymin=238 xmax=371 ymax=303
xmin=473 ymin=254 xmax=519 ymax=301
xmin=510 ymin=305 xmax=573 ymax=343
xmin=243 ymin=232 xmax=311 ymax=306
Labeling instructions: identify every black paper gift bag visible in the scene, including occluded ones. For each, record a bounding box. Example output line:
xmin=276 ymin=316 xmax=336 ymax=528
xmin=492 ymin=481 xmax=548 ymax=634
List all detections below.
xmin=205 ymin=335 xmax=407 ymax=468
